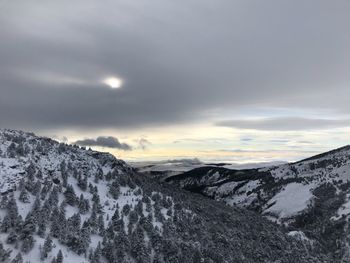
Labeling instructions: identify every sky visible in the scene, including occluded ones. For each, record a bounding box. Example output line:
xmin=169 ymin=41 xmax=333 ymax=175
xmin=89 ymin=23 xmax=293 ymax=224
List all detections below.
xmin=1 ymin=0 xmax=350 ymax=163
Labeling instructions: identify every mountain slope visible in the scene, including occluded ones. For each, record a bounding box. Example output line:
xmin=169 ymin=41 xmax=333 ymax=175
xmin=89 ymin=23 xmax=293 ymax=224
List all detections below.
xmin=165 ymin=146 xmax=350 ymax=261
xmin=0 ymin=129 xmax=328 ymax=262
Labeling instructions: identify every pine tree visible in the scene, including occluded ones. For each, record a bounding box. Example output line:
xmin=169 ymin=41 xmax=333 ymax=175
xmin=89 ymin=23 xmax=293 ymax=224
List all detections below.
xmin=109 ymin=182 xmax=120 ymax=199
xmin=41 ymin=235 xmax=53 ymax=259
xmin=11 ymin=252 xmax=23 ymax=263
xmin=56 ymin=250 xmax=63 ymax=263
xmin=0 ymin=195 xmax=8 ymax=209
xmin=90 ymin=242 xmax=102 ymax=263
xmin=78 ymin=174 xmax=88 ymax=191
xmin=21 ymin=213 xmax=36 ymax=238
xmin=6 ymin=230 xmax=18 ymax=245
xmin=19 ymin=188 xmax=30 ymax=203
xmin=26 ymin=162 xmax=36 ymax=182
xmin=21 ymin=234 xmax=35 ymax=253
xmin=78 ymin=194 xmax=90 ymax=214
xmin=2 ymin=194 xmax=19 ymax=232
xmin=64 ymin=185 xmax=77 ymax=206
xmin=0 ymin=243 xmax=11 ymax=262
xmin=97 ymin=214 xmax=105 ymax=235
xmin=48 ymin=186 xmax=59 ymax=206
xmin=122 ymin=204 xmax=131 ymax=216
xmin=88 ymin=207 xmax=98 ymax=234
xmin=33 ymin=180 xmax=42 ymax=194
xmin=77 ymin=223 xmax=91 ymax=255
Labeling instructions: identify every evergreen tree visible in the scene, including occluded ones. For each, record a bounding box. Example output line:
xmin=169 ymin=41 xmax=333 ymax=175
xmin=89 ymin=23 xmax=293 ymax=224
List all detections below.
xmin=64 ymin=185 xmax=77 ymax=206
xmin=78 ymin=174 xmax=88 ymax=191
xmin=0 ymin=195 xmax=8 ymax=209
xmin=19 ymin=188 xmax=30 ymax=203
xmin=41 ymin=235 xmax=53 ymax=259
xmin=33 ymin=180 xmax=42 ymax=194
xmin=0 ymin=243 xmax=11 ymax=262
xmin=92 ymin=242 xmax=102 ymax=263
xmin=21 ymin=234 xmax=35 ymax=253
xmin=56 ymin=250 xmax=63 ymax=263
xmin=97 ymin=214 xmax=105 ymax=235
xmin=11 ymin=252 xmax=23 ymax=263
xmin=78 ymin=194 xmax=90 ymax=214
xmin=130 ymin=225 xmax=150 ymax=263
xmin=109 ymin=182 xmax=120 ymax=199
xmin=21 ymin=213 xmax=36 ymax=238
xmin=122 ymin=204 xmax=131 ymax=216
xmin=6 ymin=230 xmax=18 ymax=245
xmin=26 ymin=162 xmax=36 ymax=182
xmin=2 ymin=194 xmax=19 ymax=232
xmin=88 ymin=206 xmax=98 ymax=234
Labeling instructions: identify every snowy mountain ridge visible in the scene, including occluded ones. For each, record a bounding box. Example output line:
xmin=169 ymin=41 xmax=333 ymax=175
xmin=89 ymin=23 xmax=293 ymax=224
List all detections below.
xmin=165 ymin=145 xmax=350 ymax=261
xmin=0 ymin=129 xmax=327 ymax=262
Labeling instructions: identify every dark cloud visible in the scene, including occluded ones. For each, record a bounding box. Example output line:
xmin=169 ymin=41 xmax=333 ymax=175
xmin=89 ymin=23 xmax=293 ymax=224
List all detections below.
xmin=216 ymin=117 xmax=350 ymax=131
xmin=0 ymin=1 xmax=350 ymax=131
xmin=241 ymin=138 xmax=253 ymax=142
xmin=74 ymin=136 xmax=132 ymax=151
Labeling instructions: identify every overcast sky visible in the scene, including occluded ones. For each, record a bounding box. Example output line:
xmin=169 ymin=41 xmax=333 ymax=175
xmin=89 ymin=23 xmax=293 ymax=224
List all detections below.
xmin=1 ymin=0 xmax=350 ymax=162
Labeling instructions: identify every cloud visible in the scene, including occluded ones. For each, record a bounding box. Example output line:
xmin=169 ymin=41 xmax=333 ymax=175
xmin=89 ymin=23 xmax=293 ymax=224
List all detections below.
xmin=241 ymin=138 xmax=253 ymax=142
xmin=216 ymin=117 xmax=350 ymax=131
xmin=0 ymin=1 xmax=350 ymax=131
xmin=74 ymin=136 xmax=132 ymax=150
xmin=135 ymin=138 xmax=151 ymax=150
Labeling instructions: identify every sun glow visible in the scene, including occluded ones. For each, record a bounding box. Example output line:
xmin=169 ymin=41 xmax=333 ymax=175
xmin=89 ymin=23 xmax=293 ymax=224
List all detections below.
xmin=103 ymin=77 xmax=123 ymax=89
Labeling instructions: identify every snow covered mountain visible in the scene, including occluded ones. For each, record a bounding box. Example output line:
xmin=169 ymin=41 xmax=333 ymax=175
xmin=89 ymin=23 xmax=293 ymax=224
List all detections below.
xmin=130 ymin=159 xmax=285 ymax=181
xmin=165 ymin=145 xmax=350 ymax=261
xmin=0 ymin=129 xmax=328 ymax=262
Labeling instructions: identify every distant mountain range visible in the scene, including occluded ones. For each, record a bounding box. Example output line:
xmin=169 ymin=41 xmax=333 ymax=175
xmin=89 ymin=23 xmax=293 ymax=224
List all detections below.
xmin=0 ymin=129 xmax=325 ymax=262
xmin=131 ymin=159 xmax=286 ymax=179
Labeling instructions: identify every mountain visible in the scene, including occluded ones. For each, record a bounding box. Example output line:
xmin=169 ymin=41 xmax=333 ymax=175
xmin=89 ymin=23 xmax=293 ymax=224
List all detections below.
xmin=165 ymin=146 xmax=350 ymax=261
xmin=130 ymin=159 xmax=286 ymax=180
xmin=0 ymin=129 xmax=328 ymax=262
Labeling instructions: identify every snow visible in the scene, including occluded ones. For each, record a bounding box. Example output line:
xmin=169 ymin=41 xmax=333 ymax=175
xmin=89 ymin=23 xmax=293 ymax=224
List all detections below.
xmin=263 ymin=183 xmax=314 ymax=220
xmin=287 ymin=231 xmax=310 ymax=243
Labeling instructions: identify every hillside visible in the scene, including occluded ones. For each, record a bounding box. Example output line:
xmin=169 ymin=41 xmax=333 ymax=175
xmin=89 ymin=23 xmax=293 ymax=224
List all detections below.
xmin=0 ymin=129 xmax=329 ymax=262
xmin=165 ymin=146 xmax=350 ymax=261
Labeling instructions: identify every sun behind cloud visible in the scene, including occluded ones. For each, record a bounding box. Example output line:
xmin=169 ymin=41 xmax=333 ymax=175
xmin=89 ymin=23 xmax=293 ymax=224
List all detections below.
xmin=103 ymin=77 xmax=123 ymax=89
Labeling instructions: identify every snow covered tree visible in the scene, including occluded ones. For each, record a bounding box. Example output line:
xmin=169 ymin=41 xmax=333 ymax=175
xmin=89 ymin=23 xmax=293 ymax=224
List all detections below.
xmin=26 ymin=162 xmax=36 ymax=182
xmin=90 ymin=242 xmax=102 ymax=263
xmin=41 ymin=235 xmax=53 ymax=259
xmin=6 ymin=230 xmax=18 ymax=245
xmin=2 ymin=194 xmax=20 ymax=232
xmin=56 ymin=250 xmax=63 ymax=263
xmin=122 ymin=204 xmax=131 ymax=216
xmin=21 ymin=213 xmax=36 ymax=238
xmin=0 ymin=243 xmax=11 ymax=262
xmin=97 ymin=214 xmax=105 ymax=235
xmin=109 ymin=182 xmax=120 ymax=199
xmin=0 ymin=195 xmax=8 ymax=209
xmin=11 ymin=252 xmax=23 ymax=263
xmin=19 ymin=188 xmax=30 ymax=203
xmin=78 ymin=174 xmax=88 ymax=191
xmin=130 ymin=224 xmax=150 ymax=263
xmin=21 ymin=234 xmax=35 ymax=253
xmin=64 ymin=184 xmax=77 ymax=206
xmin=78 ymin=194 xmax=90 ymax=214
xmin=33 ymin=180 xmax=41 ymax=194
